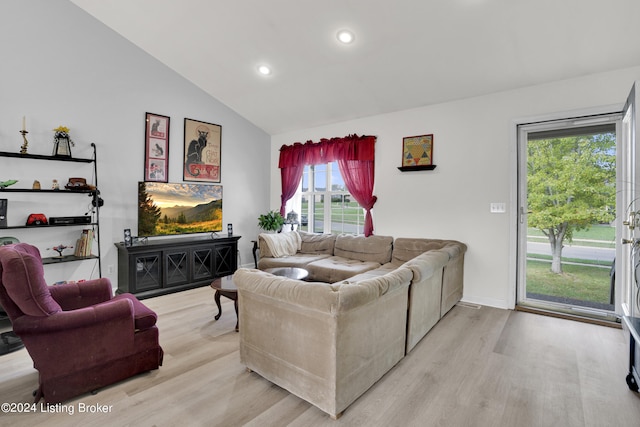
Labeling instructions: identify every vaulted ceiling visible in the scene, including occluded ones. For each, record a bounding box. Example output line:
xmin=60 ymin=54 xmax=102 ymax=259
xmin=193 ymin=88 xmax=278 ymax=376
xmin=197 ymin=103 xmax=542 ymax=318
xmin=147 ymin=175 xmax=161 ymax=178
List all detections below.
xmin=71 ymin=0 xmax=640 ymax=135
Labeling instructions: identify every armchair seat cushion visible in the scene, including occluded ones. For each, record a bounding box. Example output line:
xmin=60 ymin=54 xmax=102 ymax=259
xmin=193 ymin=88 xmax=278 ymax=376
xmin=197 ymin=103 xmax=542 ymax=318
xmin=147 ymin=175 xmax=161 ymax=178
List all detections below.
xmin=112 ymin=293 xmax=157 ymax=330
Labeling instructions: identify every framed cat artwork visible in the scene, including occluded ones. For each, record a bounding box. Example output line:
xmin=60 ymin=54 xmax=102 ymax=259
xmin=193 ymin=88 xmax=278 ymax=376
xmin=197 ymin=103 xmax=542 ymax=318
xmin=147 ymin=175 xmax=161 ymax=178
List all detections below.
xmin=144 ymin=112 xmax=170 ymax=183
xmin=183 ymin=118 xmax=221 ymax=183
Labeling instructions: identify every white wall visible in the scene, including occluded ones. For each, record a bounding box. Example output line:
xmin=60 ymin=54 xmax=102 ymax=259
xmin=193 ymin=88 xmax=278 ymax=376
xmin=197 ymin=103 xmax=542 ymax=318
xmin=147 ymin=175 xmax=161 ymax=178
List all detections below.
xmin=271 ymin=67 xmax=640 ymax=309
xmin=0 ymin=0 xmax=271 ymax=286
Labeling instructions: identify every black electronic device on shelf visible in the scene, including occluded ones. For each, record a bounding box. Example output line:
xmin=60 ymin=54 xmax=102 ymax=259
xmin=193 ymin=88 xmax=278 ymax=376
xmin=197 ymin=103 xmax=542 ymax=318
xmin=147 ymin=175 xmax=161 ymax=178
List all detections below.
xmin=49 ymin=216 xmax=91 ymax=225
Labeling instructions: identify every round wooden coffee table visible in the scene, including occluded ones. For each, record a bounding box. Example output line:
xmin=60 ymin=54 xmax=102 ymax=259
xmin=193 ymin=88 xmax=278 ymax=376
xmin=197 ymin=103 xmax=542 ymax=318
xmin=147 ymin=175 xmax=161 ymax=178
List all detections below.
xmin=210 ymin=275 xmax=238 ymax=331
xmin=264 ymin=267 xmax=309 ymax=280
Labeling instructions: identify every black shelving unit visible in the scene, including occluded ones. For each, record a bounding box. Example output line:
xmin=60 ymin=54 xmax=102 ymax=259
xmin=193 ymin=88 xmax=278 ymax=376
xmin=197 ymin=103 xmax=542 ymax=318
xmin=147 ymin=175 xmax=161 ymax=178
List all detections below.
xmin=0 ymin=144 xmax=102 ymax=276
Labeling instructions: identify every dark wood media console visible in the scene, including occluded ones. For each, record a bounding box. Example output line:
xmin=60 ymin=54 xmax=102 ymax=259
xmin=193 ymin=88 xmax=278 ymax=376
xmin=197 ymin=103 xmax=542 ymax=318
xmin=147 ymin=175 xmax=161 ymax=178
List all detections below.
xmin=115 ymin=235 xmax=240 ymax=299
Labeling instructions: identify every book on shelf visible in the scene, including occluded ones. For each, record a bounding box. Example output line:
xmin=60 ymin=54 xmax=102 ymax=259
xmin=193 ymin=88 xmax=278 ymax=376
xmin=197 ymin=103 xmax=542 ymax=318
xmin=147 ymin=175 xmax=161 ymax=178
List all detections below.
xmin=74 ymin=229 xmax=93 ymax=257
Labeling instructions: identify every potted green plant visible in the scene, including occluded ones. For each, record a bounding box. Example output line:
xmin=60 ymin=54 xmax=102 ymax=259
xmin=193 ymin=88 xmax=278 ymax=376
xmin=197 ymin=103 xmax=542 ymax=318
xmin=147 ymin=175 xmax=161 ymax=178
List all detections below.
xmin=258 ymin=210 xmax=285 ymax=232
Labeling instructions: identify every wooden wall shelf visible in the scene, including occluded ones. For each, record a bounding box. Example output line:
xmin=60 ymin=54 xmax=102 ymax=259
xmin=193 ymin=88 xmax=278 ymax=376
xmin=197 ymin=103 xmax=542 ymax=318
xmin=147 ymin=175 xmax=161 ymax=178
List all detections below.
xmin=397 ymin=165 xmax=437 ymax=172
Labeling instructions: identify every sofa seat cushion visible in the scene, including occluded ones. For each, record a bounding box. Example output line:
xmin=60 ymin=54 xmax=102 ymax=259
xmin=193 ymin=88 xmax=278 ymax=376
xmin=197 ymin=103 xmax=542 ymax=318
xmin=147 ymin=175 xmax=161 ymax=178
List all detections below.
xmin=257 ymin=253 xmax=330 ymax=270
xmin=343 ymin=263 xmax=397 ymax=282
xmin=307 ymin=256 xmax=381 ymax=283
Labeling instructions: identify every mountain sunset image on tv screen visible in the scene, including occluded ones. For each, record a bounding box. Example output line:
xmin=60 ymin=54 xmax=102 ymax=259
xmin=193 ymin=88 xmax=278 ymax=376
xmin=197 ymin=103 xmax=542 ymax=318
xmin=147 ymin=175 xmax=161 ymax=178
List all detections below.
xmin=138 ymin=182 xmax=223 ymax=237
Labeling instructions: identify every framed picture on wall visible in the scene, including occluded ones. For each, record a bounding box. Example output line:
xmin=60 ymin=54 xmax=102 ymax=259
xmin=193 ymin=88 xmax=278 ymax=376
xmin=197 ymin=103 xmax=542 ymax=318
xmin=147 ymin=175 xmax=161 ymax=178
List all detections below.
xmin=144 ymin=112 xmax=170 ymax=182
xmin=183 ymin=118 xmax=221 ymax=183
xmin=402 ymin=134 xmax=433 ymax=167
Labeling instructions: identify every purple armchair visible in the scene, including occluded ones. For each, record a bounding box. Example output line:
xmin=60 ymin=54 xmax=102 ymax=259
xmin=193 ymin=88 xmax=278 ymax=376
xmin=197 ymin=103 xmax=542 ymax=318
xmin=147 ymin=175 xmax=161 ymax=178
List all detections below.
xmin=0 ymin=243 xmax=163 ymax=403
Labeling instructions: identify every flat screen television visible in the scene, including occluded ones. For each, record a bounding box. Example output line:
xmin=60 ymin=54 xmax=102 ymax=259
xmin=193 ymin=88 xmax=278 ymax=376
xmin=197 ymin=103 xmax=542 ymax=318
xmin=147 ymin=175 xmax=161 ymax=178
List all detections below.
xmin=138 ymin=182 xmax=222 ymax=237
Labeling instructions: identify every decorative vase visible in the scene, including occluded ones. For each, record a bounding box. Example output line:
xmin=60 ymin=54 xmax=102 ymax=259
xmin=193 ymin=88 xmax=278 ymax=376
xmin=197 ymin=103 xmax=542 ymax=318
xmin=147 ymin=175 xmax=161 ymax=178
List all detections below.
xmin=52 ymin=127 xmax=74 ymax=158
xmin=53 ymin=137 xmax=72 ymax=157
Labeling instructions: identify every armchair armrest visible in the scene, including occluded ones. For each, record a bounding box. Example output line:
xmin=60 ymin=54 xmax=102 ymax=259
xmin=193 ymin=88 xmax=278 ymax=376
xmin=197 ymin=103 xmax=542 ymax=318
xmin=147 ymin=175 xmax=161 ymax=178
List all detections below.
xmin=13 ymin=297 xmax=134 ymax=334
xmin=49 ymin=278 xmax=113 ymax=310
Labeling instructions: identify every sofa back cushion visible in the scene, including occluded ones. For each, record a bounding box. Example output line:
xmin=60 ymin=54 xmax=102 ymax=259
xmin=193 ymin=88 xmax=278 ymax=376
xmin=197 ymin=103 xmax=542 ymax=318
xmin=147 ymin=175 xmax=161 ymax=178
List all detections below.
xmin=392 ymin=238 xmax=467 ymax=265
xmin=334 ymin=234 xmax=393 ymax=264
xmin=258 ymin=232 xmax=301 ymax=258
xmin=298 ymin=231 xmax=336 ymax=255
xmin=0 ymin=243 xmax=62 ymax=317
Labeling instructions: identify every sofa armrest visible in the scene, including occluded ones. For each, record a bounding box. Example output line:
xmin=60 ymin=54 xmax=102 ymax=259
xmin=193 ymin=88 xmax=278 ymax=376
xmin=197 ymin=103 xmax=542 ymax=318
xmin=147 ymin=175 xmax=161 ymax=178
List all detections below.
xmin=234 ymin=267 xmax=411 ymax=313
xmin=49 ymin=278 xmax=113 ymax=310
xmin=404 ymin=250 xmax=449 ymax=281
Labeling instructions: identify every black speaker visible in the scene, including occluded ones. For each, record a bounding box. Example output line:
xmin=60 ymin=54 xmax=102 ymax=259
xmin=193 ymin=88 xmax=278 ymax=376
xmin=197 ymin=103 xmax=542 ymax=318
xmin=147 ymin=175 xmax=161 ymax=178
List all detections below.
xmin=124 ymin=229 xmax=132 ymax=247
xmin=0 ymin=199 xmax=7 ymax=228
xmin=227 ymin=224 xmax=233 ymax=236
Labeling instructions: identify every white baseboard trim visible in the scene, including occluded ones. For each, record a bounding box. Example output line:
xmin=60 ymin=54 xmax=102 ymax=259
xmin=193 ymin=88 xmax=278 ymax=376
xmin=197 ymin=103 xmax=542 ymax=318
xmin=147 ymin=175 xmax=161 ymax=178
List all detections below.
xmin=460 ymin=296 xmax=509 ymax=310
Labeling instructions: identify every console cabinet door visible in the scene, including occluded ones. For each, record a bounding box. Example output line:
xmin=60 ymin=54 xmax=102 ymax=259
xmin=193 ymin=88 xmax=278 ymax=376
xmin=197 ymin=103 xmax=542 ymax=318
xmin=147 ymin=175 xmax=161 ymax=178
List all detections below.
xmin=165 ymin=249 xmax=190 ymax=287
xmin=214 ymin=243 xmax=237 ymax=276
xmin=192 ymin=245 xmax=215 ymax=281
xmin=131 ymin=252 xmax=162 ymax=293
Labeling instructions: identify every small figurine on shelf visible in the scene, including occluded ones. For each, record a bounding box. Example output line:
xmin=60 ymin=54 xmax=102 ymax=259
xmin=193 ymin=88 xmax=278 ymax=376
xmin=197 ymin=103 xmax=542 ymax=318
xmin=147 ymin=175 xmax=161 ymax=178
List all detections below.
xmin=52 ymin=126 xmax=75 ymax=157
xmin=0 ymin=180 xmax=18 ymax=189
xmin=51 ymin=179 xmax=60 ymax=190
xmin=47 ymin=244 xmax=73 ymax=258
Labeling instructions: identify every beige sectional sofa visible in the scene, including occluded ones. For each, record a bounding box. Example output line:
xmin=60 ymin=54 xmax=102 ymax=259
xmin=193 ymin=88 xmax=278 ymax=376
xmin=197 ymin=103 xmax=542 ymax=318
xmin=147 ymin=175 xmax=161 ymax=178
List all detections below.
xmin=236 ymin=231 xmax=466 ymax=419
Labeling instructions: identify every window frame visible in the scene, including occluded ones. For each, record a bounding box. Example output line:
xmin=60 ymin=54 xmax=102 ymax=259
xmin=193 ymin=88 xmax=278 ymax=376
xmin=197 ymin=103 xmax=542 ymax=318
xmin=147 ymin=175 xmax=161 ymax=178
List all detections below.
xmin=296 ymin=162 xmax=364 ymax=235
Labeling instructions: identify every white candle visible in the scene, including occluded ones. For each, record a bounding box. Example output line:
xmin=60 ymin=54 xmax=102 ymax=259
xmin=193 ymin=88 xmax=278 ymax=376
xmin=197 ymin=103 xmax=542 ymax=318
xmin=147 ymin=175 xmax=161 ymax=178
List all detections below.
xmin=22 ymin=116 xmax=25 ymax=132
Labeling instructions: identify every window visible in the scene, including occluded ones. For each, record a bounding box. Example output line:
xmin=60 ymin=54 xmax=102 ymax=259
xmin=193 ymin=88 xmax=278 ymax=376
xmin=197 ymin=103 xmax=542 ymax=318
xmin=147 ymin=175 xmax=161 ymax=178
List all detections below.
xmin=295 ymin=162 xmax=365 ymax=234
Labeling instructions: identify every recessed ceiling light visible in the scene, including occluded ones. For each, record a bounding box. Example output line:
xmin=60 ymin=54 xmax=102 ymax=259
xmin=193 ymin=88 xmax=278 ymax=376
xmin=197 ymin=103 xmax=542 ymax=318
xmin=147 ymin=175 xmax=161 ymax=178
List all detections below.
xmin=257 ymin=65 xmax=271 ymax=75
xmin=336 ymin=30 xmax=355 ymax=44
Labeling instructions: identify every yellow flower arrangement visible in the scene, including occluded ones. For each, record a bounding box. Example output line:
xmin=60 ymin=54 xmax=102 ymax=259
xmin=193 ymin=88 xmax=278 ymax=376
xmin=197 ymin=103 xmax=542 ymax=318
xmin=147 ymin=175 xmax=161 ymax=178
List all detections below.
xmin=53 ymin=126 xmax=70 ymax=133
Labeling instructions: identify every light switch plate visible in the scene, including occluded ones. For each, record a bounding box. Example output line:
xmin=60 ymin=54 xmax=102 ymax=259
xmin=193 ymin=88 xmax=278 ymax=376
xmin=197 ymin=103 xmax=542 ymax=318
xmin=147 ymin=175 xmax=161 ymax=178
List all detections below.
xmin=490 ymin=202 xmax=506 ymax=213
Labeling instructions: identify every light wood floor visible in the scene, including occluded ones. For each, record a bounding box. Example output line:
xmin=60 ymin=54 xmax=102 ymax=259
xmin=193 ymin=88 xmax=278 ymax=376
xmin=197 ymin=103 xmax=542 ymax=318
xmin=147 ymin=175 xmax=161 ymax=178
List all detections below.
xmin=1 ymin=286 xmax=640 ymax=427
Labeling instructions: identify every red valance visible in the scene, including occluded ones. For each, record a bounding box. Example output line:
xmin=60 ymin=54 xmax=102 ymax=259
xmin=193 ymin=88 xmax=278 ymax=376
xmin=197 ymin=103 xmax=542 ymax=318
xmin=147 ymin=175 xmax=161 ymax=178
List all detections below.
xmin=279 ymin=134 xmax=376 ymax=168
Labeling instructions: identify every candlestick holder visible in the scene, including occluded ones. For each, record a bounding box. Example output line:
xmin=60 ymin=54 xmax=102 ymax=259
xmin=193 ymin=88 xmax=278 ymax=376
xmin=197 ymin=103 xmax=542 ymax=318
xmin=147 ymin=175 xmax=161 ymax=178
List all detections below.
xmin=19 ymin=130 xmax=29 ymax=154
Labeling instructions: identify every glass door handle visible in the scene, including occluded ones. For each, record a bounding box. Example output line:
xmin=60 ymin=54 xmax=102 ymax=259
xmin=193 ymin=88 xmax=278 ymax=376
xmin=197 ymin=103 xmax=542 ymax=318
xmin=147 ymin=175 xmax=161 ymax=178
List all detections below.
xmin=624 ymin=211 xmax=639 ymax=230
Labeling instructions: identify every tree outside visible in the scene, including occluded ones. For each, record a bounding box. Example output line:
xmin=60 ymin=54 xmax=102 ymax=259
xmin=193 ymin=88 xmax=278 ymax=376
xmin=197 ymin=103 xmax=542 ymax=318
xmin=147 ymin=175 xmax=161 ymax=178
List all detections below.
xmin=138 ymin=182 xmax=161 ymax=236
xmin=527 ymin=132 xmax=616 ymax=274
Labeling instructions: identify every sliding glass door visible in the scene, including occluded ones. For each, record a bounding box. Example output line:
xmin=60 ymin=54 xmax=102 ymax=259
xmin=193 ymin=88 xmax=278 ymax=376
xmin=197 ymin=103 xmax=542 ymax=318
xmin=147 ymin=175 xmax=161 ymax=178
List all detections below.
xmin=517 ymin=114 xmax=621 ymax=320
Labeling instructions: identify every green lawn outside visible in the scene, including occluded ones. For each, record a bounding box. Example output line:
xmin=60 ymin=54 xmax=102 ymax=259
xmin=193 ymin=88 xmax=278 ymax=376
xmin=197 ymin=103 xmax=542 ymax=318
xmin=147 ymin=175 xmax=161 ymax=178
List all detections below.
xmin=301 ymin=201 xmax=364 ymax=224
xmin=526 ymin=260 xmax=611 ymax=304
xmin=527 ymin=224 xmax=615 ymax=248
xmin=526 ymin=253 xmax=613 ymax=267
xmin=526 ymin=223 xmax=614 ymax=305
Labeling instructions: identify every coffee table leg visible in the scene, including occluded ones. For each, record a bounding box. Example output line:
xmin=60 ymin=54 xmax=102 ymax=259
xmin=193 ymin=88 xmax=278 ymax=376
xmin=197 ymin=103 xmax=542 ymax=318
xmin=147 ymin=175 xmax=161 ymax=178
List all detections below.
xmin=234 ymin=299 xmax=239 ymax=331
xmin=214 ymin=290 xmax=222 ymax=320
